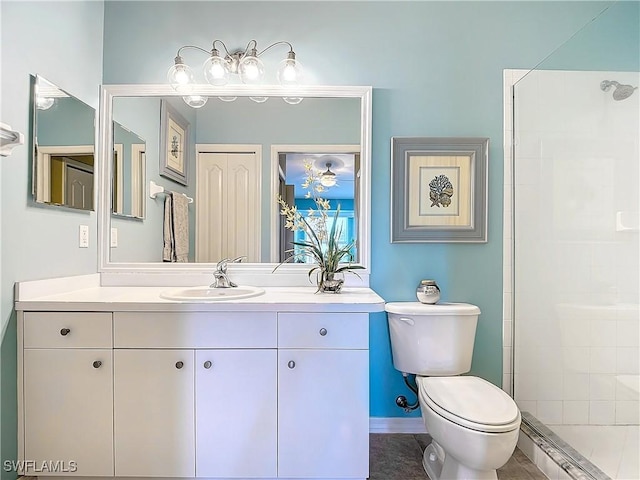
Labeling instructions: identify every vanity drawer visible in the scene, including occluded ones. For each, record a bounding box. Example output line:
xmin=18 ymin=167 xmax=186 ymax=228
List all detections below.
xmin=23 ymin=312 xmax=113 ymax=348
xmin=114 ymin=312 xmax=277 ymax=348
xmin=278 ymin=313 xmax=368 ymax=349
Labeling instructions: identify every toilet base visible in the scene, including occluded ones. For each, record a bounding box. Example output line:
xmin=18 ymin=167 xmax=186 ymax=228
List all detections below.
xmin=422 ymin=442 xmax=498 ymax=480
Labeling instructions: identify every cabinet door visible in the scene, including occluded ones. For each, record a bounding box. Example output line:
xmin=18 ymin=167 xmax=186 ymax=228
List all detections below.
xmin=114 ymin=349 xmax=195 ymax=477
xmin=278 ymin=349 xmax=369 ymax=478
xmin=23 ymin=349 xmax=113 ymax=476
xmin=195 ymin=349 xmax=277 ymax=478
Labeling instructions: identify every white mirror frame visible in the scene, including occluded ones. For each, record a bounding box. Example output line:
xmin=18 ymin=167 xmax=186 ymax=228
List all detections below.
xmin=98 ymin=84 xmax=372 ymax=284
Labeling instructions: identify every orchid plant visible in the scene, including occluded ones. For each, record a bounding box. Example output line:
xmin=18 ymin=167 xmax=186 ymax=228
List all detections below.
xmin=275 ymin=161 xmax=363 ymax=291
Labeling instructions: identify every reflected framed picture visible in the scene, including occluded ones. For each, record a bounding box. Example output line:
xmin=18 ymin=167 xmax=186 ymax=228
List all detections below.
xmin=391 ymin=137 xmax=488 ymax=243
xmin=160 ymin=100 xmax=189 ymax=186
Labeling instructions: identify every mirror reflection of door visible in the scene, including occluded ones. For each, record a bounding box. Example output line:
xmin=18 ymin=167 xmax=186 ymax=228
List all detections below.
xmin=63 ymin=159 xmax=94 ymax=209
xmin=196 ymin=148 xmax=261 ymax=263
xmin=35 ymin=146 xmax=94 ymax=210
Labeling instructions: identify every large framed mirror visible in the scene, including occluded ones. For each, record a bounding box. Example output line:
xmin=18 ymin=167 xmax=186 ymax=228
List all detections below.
xmin=98 ymin=85 xmax=372 ymax=278
xmin=32 ymin=75 xmax=96 ymax=211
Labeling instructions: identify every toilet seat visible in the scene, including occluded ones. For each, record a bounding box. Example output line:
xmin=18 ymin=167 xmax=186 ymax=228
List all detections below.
xmin=417 ymin=376 xmax=521 ymax=433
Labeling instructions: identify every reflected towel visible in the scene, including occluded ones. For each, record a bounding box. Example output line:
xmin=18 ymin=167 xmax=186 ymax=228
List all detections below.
xmin=163 ymin=192 xmax=190 ymax=262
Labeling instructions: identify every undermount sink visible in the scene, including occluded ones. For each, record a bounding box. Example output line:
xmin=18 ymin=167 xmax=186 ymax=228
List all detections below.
xmin=160 ymin=285 xmax=265 ymax=301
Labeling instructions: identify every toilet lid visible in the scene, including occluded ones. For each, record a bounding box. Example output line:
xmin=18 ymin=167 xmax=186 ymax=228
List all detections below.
xmin=417 ymin=376 xmax=521 ymax=433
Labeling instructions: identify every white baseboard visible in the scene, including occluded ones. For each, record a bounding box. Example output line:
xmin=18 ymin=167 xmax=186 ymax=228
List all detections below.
xmin=369 ymin=417 xmax=427 ymax=434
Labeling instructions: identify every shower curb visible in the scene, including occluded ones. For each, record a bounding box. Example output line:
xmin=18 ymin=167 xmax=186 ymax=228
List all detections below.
xmin=520 ymin=412 xmax=611 ymax=480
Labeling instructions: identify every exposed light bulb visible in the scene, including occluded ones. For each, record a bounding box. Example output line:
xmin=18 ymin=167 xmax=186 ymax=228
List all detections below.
xmin=277 ymin=53 xmax=303 ymax=86
xmin=218 ymin=96 xmax=238 ymax=102
xmin=238 ymin=50 xmax=265 ymax=85
xmin=203 ymin=49 xmax=229 ymax=86
xmin=167 ymin=57 xmax=194 ymax=94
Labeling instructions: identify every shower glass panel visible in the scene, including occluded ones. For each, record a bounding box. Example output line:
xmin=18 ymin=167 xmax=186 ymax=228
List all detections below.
xmin=513 ymin=2 xmax=639 ymax=479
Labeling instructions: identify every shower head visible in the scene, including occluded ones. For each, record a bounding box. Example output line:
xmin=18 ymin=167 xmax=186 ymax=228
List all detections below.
xmin=600 ymin=80 xmax=638 ymax=101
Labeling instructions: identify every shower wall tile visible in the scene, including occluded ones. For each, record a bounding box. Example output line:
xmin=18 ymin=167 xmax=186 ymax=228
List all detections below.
xmin=616 ymin=377 xmax=639 ymax=401
xmin=615 ymin=401 xmax=640 ymax=424
xmin=503 ymin=319 xmax=512 ymax=348
xmin=563 ymin=373 xmax=589 ymax=400
xmin=616 ymin=347 xmax=640 ymax=374
xmin=562 ymin=401 xmax=589 ymax=425
xmin=589 ymin=401 xmax=615 ymax=425
xmin=562 ymin=347 xmax=590 ymax=374
xmin=517 ymin=400 xmax=537 ymax=416
xmin=589 ymin=374 xmax=616 ymax=400
xmin=589 ymin=320 xmax=616 ymax=348
xmin=616 ymin=321 xmax=639 ymax=347
xmin=537 ymin=401 xmax=563 ymax=425
xmin=537 ymin=372 xmax=564 ymax=400
xmin=589 ymin=347 xmax=617 ymax=374
xmin=503 ymin=347 xmax=512 ymax=375
xmin=538 ymin=347 xmax=563 ymax=372
xmin=503 ymin=374 xmax=512 ymax=396
xmin=515 ymin=373 xmax=538 ymax=400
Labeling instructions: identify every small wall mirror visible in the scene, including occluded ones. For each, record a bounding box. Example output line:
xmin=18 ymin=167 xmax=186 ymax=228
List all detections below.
xmin=112 ymin=121 xmax=146 ymax=219
xmin=32 ymin=75 xmax=96 ymax=211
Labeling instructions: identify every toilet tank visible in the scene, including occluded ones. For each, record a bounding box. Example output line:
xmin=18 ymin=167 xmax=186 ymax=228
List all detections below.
xmin=385 ymin=302 xmax=480 ymax=376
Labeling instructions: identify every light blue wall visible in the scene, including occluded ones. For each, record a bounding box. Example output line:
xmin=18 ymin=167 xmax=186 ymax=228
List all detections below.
xmin=0 ymin=1 xmax=104 ymax=478
xmin=102 ymin=0 xmax=627 ymax=417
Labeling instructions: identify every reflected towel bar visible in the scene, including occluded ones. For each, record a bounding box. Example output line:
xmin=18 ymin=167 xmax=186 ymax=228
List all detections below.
xmin=149 ymin=180 xmax=193 ymax=203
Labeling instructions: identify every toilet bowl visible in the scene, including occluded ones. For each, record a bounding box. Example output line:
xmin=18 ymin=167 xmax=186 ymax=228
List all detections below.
xmin=385 ymin=302 xmax=521 ymax=480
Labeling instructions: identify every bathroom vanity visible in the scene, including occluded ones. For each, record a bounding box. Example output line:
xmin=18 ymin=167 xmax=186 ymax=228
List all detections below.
xmin=15 ymin=278 xmax=384 ymax=480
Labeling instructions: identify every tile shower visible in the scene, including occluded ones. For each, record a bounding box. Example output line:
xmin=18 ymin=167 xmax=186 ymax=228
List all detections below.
xmin=509 ymin=67 xmax=639 ymax=480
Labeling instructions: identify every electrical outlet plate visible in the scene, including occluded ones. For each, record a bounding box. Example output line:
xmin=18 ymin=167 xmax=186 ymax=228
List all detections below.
xmin=110 ymin=227 xmax=118 ymax=247
xmin=79 ymin=225 xmax=89 ymax=248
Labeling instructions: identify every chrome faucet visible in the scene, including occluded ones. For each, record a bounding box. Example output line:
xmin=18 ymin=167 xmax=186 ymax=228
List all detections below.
xmin=210 ymin=256 xmax=246 ymax=288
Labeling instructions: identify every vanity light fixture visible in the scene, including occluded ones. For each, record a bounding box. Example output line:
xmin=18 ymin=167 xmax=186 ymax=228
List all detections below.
xmin=168 ymin=39 xmax=303 ymax=104
xmin=320 ymin=162 xmax=337 ymax=187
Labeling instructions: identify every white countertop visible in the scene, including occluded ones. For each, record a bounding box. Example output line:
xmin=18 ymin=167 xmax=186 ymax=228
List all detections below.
xmin=15 ymin=283 xmax=385 ymax=313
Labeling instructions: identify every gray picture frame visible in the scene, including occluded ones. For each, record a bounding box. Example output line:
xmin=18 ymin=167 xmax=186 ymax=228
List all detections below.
xmin=390 ymin=137 xmax=488 ymax=243
xmin=159 ymin=100 xmax=189 ymax=186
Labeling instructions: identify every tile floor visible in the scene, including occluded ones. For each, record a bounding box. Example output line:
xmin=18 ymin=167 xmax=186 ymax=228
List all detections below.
xmin=369 ymin=434 xmax=546 ymax=480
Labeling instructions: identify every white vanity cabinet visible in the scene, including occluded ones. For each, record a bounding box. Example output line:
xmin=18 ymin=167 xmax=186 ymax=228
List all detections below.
xmin=113 ymin=349 xmax=196 ymax=477
xmin=195 ymin=349 xmax=277 ymax=478
xmin=277 ymin=313 xmax=370 ymax=479
xmin=17 ymin=299 xmax=378 ymax=480
xmin=21 ymin=312 xmax=114 ymax=477
xmin=112 ymin=311 xmax=278 ymax=478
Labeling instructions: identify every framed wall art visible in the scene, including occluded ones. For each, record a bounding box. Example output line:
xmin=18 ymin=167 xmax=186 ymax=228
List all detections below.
xmin=390 ymin=137 xmax=488 ymax=243
xmin=160 ymin=100 xmax=189 ymax=186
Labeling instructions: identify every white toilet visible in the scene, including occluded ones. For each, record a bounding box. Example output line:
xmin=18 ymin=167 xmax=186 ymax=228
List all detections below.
xmin=385 ymin=302 xmax=521 ymax=480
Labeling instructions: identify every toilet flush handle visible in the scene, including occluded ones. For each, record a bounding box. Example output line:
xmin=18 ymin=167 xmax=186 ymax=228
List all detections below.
xmin=398 ymin=316 xmax=414 ymax=326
